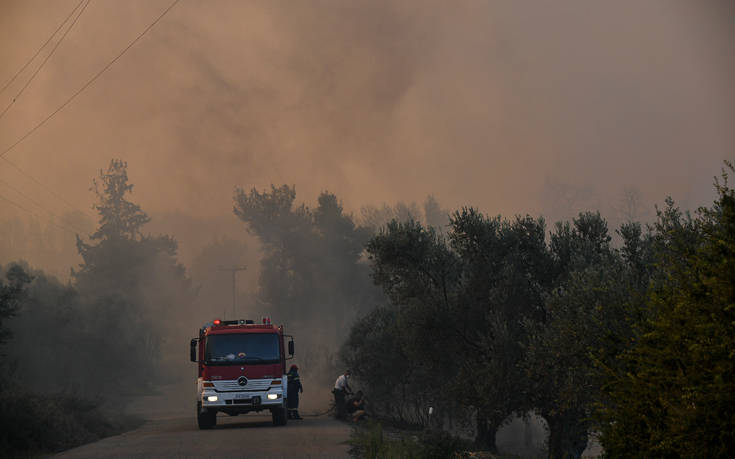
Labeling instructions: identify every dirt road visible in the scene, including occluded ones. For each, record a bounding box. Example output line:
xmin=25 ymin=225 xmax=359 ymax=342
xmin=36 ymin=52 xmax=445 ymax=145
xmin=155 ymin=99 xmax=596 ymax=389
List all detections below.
xmin=55 ymin=382 xmax=352 ymax=458
xmin=56 ymin=413 xmax=352 ymax=458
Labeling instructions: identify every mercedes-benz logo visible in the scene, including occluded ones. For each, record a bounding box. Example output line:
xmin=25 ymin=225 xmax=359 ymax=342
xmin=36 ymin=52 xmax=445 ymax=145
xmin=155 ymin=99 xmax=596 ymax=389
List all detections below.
xmin=237 ymin=376 xmax=248 ymax=386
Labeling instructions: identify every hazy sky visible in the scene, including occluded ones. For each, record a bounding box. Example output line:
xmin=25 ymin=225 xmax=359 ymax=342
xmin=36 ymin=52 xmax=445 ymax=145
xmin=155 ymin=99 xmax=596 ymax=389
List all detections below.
xmin=1 ymin=0 xmax=733 ymax=221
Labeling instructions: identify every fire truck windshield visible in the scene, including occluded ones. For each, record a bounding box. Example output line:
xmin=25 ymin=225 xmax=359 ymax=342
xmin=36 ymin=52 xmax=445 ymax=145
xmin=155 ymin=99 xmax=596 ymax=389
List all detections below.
xmin=204 ymin=333 xmax=280 ymax=365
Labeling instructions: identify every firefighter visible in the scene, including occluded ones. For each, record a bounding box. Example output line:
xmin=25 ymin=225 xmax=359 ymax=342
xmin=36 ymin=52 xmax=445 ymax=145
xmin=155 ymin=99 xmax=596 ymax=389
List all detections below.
xmin=346 ymin=390 xmax=367 ymax=422
xmin=333 ymin=369 xmax=352 ymax=419
xmin=287 ymin=364 xmax=303 ymax=420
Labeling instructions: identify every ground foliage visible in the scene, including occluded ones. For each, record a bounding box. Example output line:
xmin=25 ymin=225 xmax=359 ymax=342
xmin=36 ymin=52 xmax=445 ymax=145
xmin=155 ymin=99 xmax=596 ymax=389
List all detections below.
xmin=350 ymin=420 xmax=470 ymax=459
xmin=0 ymin=388 xmax=136 ymax=457
xmin=0 ymin=264 xmax=138 ymax=457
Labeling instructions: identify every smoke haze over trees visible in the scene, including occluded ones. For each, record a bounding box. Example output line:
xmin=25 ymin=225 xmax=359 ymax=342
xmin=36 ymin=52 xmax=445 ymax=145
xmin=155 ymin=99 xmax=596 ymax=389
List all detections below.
xmin=3 ymin=160 xmax=195 ymax=397
xmin=1 ymin=1 xmax=732 ymax=223
xmin=0 ymin=1 xmax=733 ymax=455
xmin=0 ymin=160 xmax=194 ymax=453
xmin=231 ymin=185 xmax=378 ymax=387
xmin=0 ymin=154 xmax=733 ymax=457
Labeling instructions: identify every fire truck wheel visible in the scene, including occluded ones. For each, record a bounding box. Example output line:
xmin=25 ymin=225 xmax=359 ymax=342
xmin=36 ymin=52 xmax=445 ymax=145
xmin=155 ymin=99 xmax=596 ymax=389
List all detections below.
xmin=272 ymin=406 xmax=288 ymax=426
xmin=197 ymin=403 xmax=217 ymax=429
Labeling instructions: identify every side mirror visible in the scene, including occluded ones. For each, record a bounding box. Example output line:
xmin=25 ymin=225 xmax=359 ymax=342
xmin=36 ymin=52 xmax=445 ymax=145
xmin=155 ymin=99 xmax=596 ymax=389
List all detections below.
xmin=288 ymin=340 xmax=294 ymax=356
xmin=190 ymin=338 xmax=198 ymax=362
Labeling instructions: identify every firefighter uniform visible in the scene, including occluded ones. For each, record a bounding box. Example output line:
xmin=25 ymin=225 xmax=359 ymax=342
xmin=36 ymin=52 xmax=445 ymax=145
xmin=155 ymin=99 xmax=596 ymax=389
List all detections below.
xmin=287 ymin=365 xmax=303 ymax=419
xmin=333 ymin=370 xmax=352 ymax=419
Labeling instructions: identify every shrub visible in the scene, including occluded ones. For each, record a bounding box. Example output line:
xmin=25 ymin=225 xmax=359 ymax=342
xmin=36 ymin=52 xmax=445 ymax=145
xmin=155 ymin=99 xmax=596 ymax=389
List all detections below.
xmin=350 ymin=421 xmax=469 ymax=459
xmin=0 ymin=388 xmax=137 ymax=456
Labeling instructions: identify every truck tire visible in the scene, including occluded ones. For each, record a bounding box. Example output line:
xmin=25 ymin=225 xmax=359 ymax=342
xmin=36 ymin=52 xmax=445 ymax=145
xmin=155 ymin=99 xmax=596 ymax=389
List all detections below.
xmin=272 ymin=405 xmax=288 ymax=426
xmin=197 ymin=402 xmax=217 ymax=429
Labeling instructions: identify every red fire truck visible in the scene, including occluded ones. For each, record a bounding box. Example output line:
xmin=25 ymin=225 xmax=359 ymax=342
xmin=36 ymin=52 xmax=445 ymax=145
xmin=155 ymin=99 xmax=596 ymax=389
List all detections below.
xmin=190 ymin=318 xmax=295 ymax=429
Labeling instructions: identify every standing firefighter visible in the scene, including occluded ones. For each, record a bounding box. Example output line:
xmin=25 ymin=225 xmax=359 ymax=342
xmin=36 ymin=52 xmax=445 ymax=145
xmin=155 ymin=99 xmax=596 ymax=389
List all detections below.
xmin=287 ymin=364 xmax=303 ymax=420
xmin=333 ymin=369 xmax=352 ymax=419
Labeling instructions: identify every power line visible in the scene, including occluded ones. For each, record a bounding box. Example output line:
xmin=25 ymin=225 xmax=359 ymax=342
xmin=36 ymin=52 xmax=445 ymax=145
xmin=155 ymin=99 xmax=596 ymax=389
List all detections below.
xmin=0 ymin=156 xmax=95 ymax=219
xmin=0 ymin=0 xmax=181 ymax=159
xmin=0 ymin=191 xmax=82 ymax=235
xmin=0 ymin=0 xmax=180 ymax=228
xmin=0 ymin=0 xmax=91 ymax=122
xmin=0 ymin=177 xmax=88 ymax=233
xmin=0 ymin=176 xmax=51 ymax=213
xmin=0 ymin=0 xmax=86 ymax=98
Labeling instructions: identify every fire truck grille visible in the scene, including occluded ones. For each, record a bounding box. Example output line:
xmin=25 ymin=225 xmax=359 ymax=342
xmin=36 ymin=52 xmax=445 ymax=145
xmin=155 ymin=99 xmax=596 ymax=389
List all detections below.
xmin=213 ymin=379 xmax=271 ymax=392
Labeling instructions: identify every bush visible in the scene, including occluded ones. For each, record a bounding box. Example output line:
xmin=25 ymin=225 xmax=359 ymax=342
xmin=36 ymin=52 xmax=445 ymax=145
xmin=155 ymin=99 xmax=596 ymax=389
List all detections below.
xmin=350 ymin=421 xmax=469 ymax=459
xmin=418 ymin=430 xmax=470 ymax=458
xmin=0 ymin=388 xmax=136 ymax=456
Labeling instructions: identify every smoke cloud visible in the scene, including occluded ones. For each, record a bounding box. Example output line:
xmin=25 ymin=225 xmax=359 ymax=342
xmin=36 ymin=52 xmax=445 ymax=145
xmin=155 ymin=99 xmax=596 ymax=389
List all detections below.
xmin=0 ymin=0 xmax=732 ymax=223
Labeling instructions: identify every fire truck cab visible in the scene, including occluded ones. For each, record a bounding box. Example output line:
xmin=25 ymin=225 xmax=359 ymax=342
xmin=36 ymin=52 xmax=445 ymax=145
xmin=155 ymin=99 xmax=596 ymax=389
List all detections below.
xmin=190 ymin=318 xmax=295 ymax=429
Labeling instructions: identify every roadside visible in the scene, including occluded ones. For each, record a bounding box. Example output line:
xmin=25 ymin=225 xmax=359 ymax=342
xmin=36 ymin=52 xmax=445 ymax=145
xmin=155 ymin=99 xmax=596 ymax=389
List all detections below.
xmin=347 ymin=415 xmax=603 ymax=459
xmin=348 ymin=420 xmax=475 ymax=458
xmin=0 ymin=388 xmax=142 ymax=459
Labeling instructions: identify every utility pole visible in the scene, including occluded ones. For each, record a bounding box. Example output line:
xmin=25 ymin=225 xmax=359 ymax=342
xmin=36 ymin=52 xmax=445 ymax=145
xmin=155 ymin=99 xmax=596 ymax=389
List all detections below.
xmin=218 ymin=266 xmax=247 ymax=318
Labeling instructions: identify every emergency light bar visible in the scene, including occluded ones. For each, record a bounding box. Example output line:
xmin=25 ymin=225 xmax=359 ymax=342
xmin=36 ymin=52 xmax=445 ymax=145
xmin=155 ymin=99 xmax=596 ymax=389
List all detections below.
xmin=219 ymin=319 xmax=255 ymax=326
xmin=203 ymin=319 xmax=256 ymax=329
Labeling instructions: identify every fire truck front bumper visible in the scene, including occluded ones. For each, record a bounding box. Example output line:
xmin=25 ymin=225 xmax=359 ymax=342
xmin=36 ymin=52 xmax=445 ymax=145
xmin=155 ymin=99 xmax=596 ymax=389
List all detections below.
xmin=200 ymin=389 xmax=284 ymax=411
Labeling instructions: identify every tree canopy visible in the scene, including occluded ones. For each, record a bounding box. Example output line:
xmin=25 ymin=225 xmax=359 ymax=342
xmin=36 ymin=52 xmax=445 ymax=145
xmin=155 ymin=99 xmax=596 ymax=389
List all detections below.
xmin=598 ymin=163 xmax=735 ymax=457
xmin=342 ymin=161 xmax=735 ymax=458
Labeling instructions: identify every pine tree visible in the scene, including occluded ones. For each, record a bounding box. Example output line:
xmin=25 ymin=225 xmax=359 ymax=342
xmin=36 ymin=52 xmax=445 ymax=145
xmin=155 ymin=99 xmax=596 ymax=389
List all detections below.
xmin=73 ymin=159 xmax=193 ymax=393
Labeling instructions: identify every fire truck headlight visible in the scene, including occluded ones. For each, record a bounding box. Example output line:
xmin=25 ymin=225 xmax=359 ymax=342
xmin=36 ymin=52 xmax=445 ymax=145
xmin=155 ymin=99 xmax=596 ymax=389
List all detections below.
xmin=207 ymin=395 xmax=218 ymax=402
xmin=267 ymin=393 xmax=278 ymax=400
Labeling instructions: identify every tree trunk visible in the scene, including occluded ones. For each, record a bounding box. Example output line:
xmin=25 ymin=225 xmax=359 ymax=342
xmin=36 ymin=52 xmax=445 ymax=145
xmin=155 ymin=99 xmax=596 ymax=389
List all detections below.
xmin=475 ymin=411 xmax=498 ymax=452
xmin=545 ymin=412 xmax=588 ymax=459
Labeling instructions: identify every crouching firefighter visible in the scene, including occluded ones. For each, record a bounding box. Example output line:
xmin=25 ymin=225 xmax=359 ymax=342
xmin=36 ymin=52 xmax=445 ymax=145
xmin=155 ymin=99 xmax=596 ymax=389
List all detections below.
xmin=287 ymin=364 xmax=303 ymax=420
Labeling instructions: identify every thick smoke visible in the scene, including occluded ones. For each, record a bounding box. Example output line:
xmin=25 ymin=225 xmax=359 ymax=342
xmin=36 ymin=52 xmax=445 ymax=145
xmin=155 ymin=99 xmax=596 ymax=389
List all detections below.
xmin=0 ymin=0 xmax=732 ymax=222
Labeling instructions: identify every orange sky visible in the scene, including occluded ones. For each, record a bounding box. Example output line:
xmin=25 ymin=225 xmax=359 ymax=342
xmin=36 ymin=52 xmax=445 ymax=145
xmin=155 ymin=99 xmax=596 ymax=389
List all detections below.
xmin=1 ymin=0 xmax=733 ymax=221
